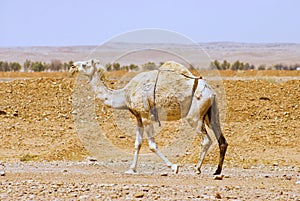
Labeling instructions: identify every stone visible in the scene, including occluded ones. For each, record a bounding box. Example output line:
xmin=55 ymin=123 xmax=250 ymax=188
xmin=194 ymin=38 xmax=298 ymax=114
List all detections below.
xmin=284 ymin=175 xmax=292 ymax=180
xmin=86 ymin=156 xmax=97 ymax=162
xmin=56 ymin=182 xmax=64 ymax=186
xmin=215 ymin=192 xmax=222 ymax=199
xmin=110 ymin=194 xmax=118 ymax=199
xmin=13 ymin=110 xmax=18 ymax=117
xmin=134 ymin=192 xmax=144 ymax=198
xmin=122 ymin=185 xmax=130 ymax=190
xmin=0 ymin=170 xmax=5 ymax=176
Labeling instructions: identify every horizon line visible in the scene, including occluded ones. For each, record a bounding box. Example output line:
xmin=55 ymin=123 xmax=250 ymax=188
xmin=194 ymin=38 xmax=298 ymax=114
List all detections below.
xmin=1 ymin=41 xmax=300 ymax=48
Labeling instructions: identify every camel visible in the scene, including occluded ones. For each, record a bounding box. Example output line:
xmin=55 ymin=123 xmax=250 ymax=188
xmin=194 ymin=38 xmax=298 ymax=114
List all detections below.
xmin=70 ymin=59 xmax=228 ymax=175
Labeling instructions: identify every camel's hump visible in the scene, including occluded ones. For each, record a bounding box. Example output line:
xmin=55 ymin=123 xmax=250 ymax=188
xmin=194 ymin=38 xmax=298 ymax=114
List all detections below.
xmin=159 ymin=61 xmax=193 ymax=76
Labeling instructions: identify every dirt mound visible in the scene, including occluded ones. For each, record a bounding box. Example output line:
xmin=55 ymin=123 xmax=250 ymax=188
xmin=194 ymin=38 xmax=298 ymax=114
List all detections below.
xmin=0 ymin=78 xmax=87 ymax=161
xmin=0 ymin=72 xmax=69 ymax=78
xmin=0 ymin=72 xmax=299 ymax=169
xmin=225 ymin=80 xmax=300 ymax=122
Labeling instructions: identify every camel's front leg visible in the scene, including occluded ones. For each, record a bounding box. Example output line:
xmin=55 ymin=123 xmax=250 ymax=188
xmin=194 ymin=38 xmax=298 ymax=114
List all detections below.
xmin=125 ymin=126 xmax=143 ymax=174
xmin=144 ymin=123 xmax=178 ymax=174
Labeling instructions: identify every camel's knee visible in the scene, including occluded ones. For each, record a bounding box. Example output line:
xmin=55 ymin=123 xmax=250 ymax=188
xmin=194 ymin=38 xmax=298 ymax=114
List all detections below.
xmin=135 ymin=142 xmax=142 ymax=150
xmin=134 ymin=126 xmax=143 ymax=148
xmin=202 ymin=134 xmax=212 ymax=149
xmin=217 ymin=135 xmax=228 ymax=149
xmin=187 ymin=118 xmax=204 ymax=132
xmin=148 ymin=140 xmax=157 ymax=152
xmin=135 ymin=138 xmax=142 ymax=150
xmin=219 ymin=140 xmax=228 ymax=153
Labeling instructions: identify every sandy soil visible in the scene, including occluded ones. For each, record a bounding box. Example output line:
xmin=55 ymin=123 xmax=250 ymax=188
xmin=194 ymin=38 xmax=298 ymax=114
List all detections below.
xmin=0 ymin=71 xmax=299 ymax=200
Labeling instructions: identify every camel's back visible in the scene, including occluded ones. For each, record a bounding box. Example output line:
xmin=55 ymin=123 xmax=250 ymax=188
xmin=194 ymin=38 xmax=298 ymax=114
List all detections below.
xmin=159 ymin=61 xmax=194 ymax=77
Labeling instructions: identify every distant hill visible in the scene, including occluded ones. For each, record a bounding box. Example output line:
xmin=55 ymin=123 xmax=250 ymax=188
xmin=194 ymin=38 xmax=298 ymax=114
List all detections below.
xmin=1 ymin=42 xmax=300 ymax=68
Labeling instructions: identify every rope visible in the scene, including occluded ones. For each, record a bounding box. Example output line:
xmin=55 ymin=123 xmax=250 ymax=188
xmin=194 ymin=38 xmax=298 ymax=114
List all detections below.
xmin=158 ymin=69 xmax=202 ymax=80
xmin=151 ymin=70 xmax=161 ymax=126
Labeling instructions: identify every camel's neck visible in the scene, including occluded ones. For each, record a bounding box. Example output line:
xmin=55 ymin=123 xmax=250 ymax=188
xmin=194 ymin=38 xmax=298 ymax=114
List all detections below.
xmin=91 ymin=71 xmax=128 ymax=109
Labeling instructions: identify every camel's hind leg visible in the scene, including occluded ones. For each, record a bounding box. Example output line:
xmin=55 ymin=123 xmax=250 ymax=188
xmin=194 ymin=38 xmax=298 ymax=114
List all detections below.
xmin=208 ymin=121 xmax=228 ymax=175
xmin=207 ymin=95 xmax=228 ymax=175
xmin=144 ymin=121 xmax=178 ymax=174
xmin=187 ymin=96 xmax=214 ymax=174
xmin=194 ymin=122 xmax=212 ymax=174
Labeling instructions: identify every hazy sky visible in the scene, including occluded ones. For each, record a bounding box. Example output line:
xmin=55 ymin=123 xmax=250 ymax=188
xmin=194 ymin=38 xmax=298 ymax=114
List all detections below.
xmin=1 ymin=0 xmax=300 ymax=46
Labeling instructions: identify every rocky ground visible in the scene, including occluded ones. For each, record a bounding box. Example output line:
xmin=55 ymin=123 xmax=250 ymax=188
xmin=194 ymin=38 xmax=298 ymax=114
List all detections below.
xmin=0 ymin=161 xmax=299 ymax=200
xmin=0 ymin=70 xmax=299 ymax=200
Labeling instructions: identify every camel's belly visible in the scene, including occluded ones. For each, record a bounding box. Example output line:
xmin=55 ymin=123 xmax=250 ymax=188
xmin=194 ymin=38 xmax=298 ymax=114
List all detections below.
xmin=155 ymin=89 xmax=192 ymax=121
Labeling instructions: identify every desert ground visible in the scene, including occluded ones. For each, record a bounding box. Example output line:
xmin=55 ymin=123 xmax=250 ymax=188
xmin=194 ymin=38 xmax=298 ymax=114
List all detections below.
xmin=0 ymin=69 xmax=299 ymax=200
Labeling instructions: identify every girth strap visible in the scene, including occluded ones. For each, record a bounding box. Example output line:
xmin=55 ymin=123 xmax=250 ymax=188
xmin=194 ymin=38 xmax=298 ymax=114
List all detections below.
xmin=151 ymin=70 xmax=161 ymax=126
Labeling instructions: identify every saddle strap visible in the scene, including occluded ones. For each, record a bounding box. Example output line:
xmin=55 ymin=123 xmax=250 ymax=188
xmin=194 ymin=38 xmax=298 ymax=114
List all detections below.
xmin=151 ymin=70 xmax=161 ymax=126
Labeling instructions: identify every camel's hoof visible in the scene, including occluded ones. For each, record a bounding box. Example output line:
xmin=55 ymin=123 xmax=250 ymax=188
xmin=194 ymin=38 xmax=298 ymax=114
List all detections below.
xmin=171 ymin=164 xmax=179 ymax=174
xmin=213 ymin=166 xmax=222 ymax=175
xmin=214 ymin=174 xmax=224 ymax=180
xmin=125 ymin=169 xmax=137 ymax=174
xmin=213 ymin=169 xmax=222 ymax=175
xmin=194 ymin=167 xmax=201 ymax=175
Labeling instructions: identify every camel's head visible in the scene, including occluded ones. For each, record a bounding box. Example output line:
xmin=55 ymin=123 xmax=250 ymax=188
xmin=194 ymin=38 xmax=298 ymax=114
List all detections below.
xmin=70 ymin=59 xmax=105 ymax=79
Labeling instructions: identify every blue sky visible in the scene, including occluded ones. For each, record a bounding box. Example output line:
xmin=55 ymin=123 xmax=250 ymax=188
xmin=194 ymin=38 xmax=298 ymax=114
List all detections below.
xmin=1 ymin=0 xmax=300 ymax=46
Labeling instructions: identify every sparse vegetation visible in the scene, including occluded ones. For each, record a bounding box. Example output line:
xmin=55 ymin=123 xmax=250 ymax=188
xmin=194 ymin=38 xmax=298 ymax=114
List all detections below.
xmin=209 ymin=59 xmax=300 ymax=70
xmin=129 ymin=63 xmax=139 ymax=71
xmin=0 ymin=60 xmax=73 ymax=72
xmin=210 ymin=59 xmax=255 ymax=70
xmin=142 ymin=61 xmax=156 ymax=70
xmin=0 ymin=59 xmax=299 ymax=72
xmin=0 ymin=61 xmax=22 ymax=71
xmin=258 ymin=64 xmax=266 ymax=70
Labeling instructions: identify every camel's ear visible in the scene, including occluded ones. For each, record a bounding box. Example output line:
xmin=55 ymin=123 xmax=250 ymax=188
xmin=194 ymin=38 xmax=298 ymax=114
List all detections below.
xmin=91 ymin=59 xmax=100 ymax=67
xmin=91 ymin=59 xmax=95 ymax=67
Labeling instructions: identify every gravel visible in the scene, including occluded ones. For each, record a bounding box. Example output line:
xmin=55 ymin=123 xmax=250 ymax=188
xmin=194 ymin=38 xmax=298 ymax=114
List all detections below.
xmin=0 ymin=161 xmax=299 ymax=200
